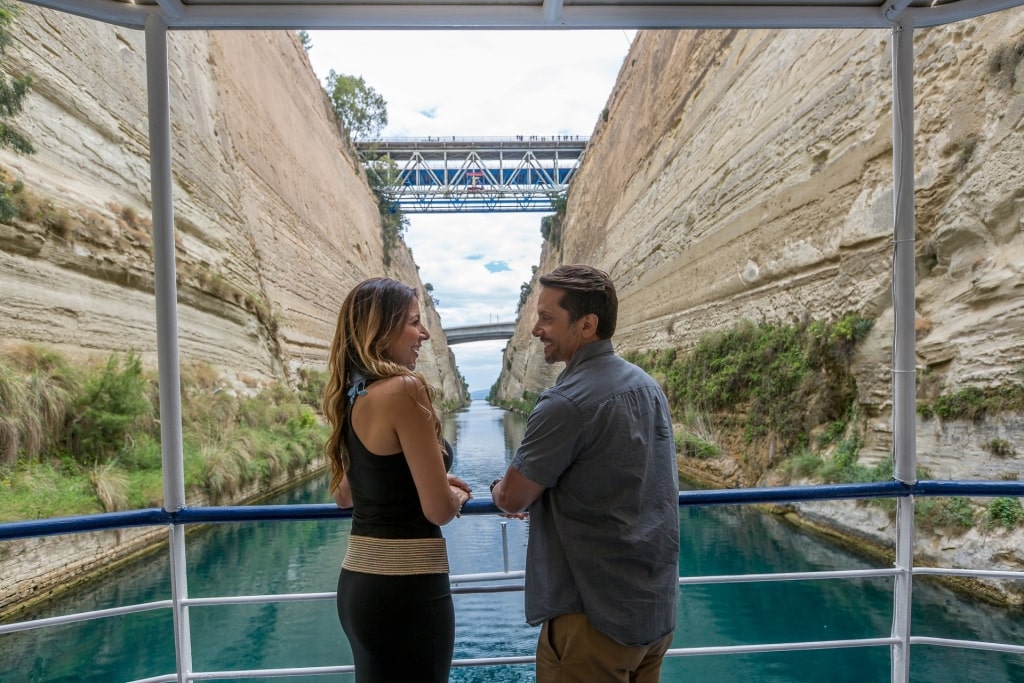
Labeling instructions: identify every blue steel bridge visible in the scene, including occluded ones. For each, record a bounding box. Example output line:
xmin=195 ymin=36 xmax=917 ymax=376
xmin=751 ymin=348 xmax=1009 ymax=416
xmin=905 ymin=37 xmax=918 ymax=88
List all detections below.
xmin=355 ymin=135 xmax=587 ymax=213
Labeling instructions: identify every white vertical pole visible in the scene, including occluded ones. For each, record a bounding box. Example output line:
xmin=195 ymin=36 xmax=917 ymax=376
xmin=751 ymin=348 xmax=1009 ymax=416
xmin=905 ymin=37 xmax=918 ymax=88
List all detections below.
xmin=145 ymin=12 xmax=193 ymax=682
xmin=890 ymin=17 xmax=916 ymax=683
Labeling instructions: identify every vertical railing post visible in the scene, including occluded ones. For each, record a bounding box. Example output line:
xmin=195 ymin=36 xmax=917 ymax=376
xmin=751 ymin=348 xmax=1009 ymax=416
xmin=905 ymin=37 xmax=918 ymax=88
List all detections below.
xmin=500 ymin=520 xmax=510 ymax=573
xmin=145 ymin=12 xmax=193 ymax=682
xmin=890 ymin=18 xmax=917 ymax=683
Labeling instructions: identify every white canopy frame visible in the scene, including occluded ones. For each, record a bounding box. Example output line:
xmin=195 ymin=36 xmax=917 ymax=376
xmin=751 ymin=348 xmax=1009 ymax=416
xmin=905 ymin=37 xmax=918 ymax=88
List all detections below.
xmin=22 ymin=0 xmax=1024 ymax=30
xmin=16 ymin=0 xmax=1024 ymax=680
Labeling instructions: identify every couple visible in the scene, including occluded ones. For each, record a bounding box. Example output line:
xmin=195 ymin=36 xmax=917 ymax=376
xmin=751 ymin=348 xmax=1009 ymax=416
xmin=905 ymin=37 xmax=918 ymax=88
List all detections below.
xmin=322 ymin=265 xmax=680 ymax=683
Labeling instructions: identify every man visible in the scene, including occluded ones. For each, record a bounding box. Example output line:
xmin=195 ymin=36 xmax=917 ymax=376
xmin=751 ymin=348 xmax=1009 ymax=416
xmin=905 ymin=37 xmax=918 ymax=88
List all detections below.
xmin=491 ymin=264 xmax=680 ymax=683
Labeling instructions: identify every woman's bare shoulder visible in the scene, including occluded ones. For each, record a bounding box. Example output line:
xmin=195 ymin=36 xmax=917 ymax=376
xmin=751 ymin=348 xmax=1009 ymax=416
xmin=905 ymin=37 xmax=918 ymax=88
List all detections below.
xmin=372 ymin=375 xmax=429 ymax=404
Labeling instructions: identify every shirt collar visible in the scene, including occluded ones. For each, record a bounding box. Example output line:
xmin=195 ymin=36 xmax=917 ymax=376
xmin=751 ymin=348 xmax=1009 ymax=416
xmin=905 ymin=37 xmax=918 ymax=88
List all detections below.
xmin=559 ymin=338 xmax=614 ymax=381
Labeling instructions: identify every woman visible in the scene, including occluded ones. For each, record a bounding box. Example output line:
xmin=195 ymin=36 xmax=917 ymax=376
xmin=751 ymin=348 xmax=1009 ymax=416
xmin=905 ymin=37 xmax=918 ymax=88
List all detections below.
xmin=322 ymin=277 xmax=472 ymax=683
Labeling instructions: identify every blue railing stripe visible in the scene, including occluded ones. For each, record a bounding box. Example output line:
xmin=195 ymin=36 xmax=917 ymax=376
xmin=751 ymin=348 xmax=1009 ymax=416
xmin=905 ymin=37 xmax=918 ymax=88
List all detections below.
xmin=2 ymin=479 xmax=1023 ymax=541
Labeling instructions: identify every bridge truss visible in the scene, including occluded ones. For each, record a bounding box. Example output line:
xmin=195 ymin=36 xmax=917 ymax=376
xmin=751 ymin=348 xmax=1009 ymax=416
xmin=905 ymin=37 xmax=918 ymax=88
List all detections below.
xmin=355 ymin=136 xmax=588 ymax=213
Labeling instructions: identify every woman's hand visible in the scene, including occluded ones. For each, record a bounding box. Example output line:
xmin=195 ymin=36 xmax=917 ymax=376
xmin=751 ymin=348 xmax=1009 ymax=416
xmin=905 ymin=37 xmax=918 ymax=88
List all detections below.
xmin=447 ymin=474 xmax=472 ymax=496
xmin=448 ymin=475 xmax=472 ymax=517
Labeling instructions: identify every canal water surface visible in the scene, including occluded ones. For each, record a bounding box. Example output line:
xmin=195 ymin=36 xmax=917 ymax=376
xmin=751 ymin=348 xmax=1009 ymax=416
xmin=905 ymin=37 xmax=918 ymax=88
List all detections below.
xmin=1 ymin=400 xmax=1022 ymax=682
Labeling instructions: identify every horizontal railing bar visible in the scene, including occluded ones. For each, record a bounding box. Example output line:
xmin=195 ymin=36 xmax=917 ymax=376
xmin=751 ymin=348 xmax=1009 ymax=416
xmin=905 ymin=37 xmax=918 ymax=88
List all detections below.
xmin=664 ymin=637 xmax=900 ymax=657
xmin=184 ymin=592 xmax=336 ymax=607
xmin=910 ymin=636 xmax=1024 ymax=655
xmin=0 ymin=599 xmax=172 ymax=635
xmin=911 ymin=480 xmax=1024 ymax=497
xmin=678 ymin=567 xmax=900 ymax=585
xmin=451 ymin=584 xmax=525 ymax=595
xmin=449 ymin=569 xmax=526 ymax=584
xmin=6 ymin=480 xmax=1024 ymax=541
xmin=181 ymin=582 xmax=529 ymax=607
xmin=173 ymin=504 xmax=352 ymax=523
xmin=131 ymin=675 xmax=179 ymax=683
xmin=914 ymin=567 xmax=1024 ymax=581
xmin=188 ymin=664 xmax=355 ymax=680
xmin=452 ymin=655 xmax=536 ymax=666
xmin=0 ymin=507 xmax=172 ymax=540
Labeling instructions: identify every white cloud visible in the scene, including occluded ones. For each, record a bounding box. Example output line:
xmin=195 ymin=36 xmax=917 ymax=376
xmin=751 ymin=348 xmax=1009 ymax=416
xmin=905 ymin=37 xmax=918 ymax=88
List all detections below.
xmin=407 ymin=212 xmax=541 ymax=324
xmin=307 ymin=30 xmax=634 ymax=136
xmin=306 ymin=30 xmax=633 ymax=392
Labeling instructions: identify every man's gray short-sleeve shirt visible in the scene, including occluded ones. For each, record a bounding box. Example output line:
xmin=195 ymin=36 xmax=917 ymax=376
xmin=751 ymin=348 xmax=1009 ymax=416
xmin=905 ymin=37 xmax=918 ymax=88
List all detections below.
xmin=510 ymin=339 xmax=680 ymax=646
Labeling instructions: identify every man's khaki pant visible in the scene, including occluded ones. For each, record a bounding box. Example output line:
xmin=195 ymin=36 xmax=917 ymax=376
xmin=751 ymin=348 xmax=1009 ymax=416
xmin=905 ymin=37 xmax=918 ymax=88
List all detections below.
xmin=535 ymin=613 xmax=674 ymax=683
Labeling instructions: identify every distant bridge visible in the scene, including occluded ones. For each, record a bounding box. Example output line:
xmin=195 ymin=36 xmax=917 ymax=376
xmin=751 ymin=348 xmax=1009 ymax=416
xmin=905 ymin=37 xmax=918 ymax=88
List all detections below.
xmin=355 ymin=136 xmax=587 ymax=214
xmin=443 ymin=322 xmax=516 ymax=344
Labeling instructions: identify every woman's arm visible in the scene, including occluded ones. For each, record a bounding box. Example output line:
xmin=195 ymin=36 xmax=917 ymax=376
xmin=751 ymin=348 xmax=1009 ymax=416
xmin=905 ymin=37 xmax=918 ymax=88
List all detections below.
xmin=331 ymin=474 xmax=353 ymax=509
xmin=388 ymin=376 xmax=472 ymax=525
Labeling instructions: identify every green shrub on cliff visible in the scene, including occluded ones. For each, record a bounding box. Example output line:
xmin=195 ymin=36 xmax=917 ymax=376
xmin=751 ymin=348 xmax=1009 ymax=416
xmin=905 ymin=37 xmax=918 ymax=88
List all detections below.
xmin=627 ymin=314 xmax=872 ymax=453
xmin=920 ymin=383 xmax=1024 ymax=422
xmin=916 ymin=496 xmax=976 ymax=532
xmin=987 ymin=497 xmax=1023 ymax=529
xmin=67 ymin=352 xmax=151 ymax=466
xmin=0 ymin=346 xmax=327 ymax=520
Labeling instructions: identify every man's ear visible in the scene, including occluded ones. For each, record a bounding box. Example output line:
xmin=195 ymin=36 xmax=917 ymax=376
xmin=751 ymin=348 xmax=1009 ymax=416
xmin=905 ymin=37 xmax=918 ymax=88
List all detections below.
xmin=578 ymin=313 xmax=600 ymax=340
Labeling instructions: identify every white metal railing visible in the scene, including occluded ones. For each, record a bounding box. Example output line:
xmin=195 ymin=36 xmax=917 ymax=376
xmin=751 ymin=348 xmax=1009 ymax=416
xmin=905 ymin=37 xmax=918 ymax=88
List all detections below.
xmin=3 ymin=483 xmax=1024 ymax=681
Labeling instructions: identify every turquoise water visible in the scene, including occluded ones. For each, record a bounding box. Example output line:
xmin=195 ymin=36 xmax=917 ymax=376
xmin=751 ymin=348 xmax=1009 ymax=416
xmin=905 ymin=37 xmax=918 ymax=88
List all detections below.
xmin=1 ymin=400 xmax=1022 ymax=682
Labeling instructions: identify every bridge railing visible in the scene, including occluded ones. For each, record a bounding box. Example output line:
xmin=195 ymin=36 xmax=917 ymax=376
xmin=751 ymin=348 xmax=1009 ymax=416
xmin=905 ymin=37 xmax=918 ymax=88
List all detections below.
xmin=356 ymin=135 xmax=589 ymax=145
xmin=2 ymin=480 xmax=1023 ymax=682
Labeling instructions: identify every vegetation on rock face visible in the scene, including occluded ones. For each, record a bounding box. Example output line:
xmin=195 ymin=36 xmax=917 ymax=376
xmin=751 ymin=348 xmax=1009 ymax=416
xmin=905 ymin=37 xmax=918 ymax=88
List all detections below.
xmin=0 ymin=345 xmax=327 ymax=520
xmin=626 ymin=314 xmax=1023 ymax=534
xmin=987 ymin=496 xmax=1024 ymax=529
xmin=0 ymin=1 xmax=34 ymax=222
xmin=362 ymin=154 xmax=408 ymax=265
xmin=491 ymin=390 xmax=539 ymax=416
xmin=986 ymin=38 xmax=1024 ymax=89
xmin=516 ymin=265 xmax=537 ymax=312
xmin=918 ymin=381 xmax=1024 ymax=422
xmin=540 ymin=192 xmax=567 ymax=249
xmin=626 ymin=314 xmax=873 ymax=452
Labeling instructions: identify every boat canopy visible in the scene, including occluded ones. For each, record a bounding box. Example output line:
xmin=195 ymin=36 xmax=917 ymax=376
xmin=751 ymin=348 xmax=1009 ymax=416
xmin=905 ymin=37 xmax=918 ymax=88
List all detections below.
xmin=8 ymin=0 xmax=1024 ymax=680
xmin=24 ymin=0 xmax=1024 ymax=30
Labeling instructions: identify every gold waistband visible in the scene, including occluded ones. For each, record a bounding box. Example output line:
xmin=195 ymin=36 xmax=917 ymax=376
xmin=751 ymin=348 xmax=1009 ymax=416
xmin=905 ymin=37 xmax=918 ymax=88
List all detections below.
xmin=342 ymin=535 xmax=449 ymax=576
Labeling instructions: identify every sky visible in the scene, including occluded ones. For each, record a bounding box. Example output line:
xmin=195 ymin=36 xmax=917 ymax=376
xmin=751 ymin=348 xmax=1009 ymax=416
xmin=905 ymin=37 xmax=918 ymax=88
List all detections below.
xmin=306 ymin=30 xmax=635 ymax=393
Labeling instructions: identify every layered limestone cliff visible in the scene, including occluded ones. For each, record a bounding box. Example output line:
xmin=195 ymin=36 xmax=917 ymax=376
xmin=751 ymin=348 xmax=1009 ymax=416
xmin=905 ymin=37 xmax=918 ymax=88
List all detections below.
xmin=496 ymin=21 xmax=1024 ymax=602
xmin=0 ymin=7 xmax=465 ymax=616
xmin=0 ymin=6 xmax=464 ymax=402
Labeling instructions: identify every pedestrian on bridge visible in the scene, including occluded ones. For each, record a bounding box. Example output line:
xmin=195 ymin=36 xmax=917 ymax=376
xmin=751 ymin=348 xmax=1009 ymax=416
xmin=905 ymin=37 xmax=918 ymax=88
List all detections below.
xmin=491 ymin=264 xmax=679 ymax=683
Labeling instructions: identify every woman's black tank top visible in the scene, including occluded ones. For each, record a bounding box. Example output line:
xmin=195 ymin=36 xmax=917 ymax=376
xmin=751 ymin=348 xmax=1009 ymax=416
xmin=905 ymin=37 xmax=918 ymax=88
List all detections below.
xmin=343 ymin=425 xmax=453 ymax=540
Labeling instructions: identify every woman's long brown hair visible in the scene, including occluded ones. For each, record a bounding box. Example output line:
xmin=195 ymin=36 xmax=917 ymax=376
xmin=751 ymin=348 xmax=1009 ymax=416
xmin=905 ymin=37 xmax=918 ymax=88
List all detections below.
xmin=322 ymin=277 xmax=443 ymax=496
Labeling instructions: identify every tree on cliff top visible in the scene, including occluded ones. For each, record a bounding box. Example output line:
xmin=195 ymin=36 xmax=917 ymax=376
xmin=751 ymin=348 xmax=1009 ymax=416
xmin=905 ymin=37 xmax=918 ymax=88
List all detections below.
xmin=325 ymin=70 xmax=388 ymax=141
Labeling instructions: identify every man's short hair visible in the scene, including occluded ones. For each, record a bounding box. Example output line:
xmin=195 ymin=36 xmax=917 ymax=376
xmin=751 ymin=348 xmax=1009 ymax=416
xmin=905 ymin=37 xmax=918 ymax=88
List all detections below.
xmin=538 ymin=265 xmax=618 ymax=339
